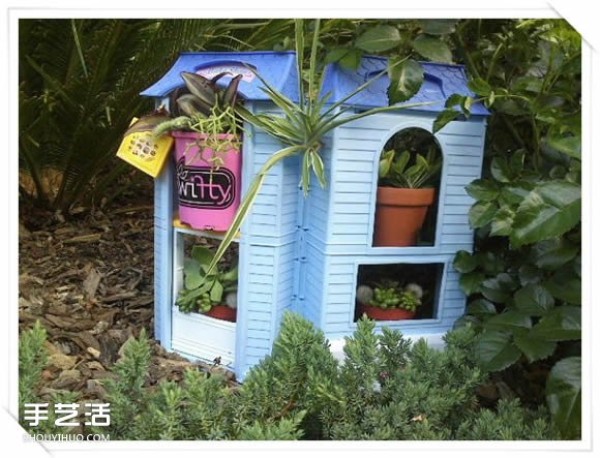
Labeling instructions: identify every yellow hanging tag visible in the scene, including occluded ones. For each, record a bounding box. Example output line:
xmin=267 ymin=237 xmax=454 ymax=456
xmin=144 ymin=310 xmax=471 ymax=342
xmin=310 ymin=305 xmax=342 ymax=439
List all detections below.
xmin=116 ymin=115 xmax=173 ymax=178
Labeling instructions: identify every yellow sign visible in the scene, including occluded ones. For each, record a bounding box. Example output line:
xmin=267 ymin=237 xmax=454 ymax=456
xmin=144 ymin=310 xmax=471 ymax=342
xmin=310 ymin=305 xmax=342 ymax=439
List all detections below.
xmin=116 ymin=117 xmax=173 ymax=178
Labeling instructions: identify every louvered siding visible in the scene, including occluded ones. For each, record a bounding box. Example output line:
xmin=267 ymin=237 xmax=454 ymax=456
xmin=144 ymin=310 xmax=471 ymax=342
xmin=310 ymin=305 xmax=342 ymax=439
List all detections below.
xmin=298 ymin=112 xmax=486 ymax=342
xmin=236 ymin=240 xmax=298 ymax=379
xmin=154 ymin=159 xmax=174 ymax=348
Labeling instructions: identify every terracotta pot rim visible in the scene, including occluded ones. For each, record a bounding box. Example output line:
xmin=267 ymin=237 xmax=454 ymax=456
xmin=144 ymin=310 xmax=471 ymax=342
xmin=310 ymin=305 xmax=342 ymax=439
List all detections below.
xmin=376 ymin=186 xmax=436 ymax=206
xmin=359 ymin=302 xmax=417 ymax=320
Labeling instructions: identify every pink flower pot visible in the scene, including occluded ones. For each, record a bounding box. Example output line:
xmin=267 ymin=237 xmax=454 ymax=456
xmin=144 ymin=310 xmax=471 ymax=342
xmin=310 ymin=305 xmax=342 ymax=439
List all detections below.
xmin=172 ymin=131 xmax=242 ymax=231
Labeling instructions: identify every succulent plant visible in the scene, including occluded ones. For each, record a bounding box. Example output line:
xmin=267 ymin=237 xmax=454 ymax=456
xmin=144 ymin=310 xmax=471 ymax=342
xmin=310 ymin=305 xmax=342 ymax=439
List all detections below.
xmin=368 ymin=280 xmax=423 ymax=312
xmin=225 ymin=291 xmax=238 ymax=309
xmin=356 ymin=285 xmax=374 ymax=305
xmin=176 ymin=245 xmax=238 ymax=315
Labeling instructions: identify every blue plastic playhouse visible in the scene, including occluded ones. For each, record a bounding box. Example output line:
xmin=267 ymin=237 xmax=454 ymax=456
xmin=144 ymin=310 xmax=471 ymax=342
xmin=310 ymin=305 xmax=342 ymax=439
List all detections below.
xmin=141 ymin=51 xmax=489 ymax=381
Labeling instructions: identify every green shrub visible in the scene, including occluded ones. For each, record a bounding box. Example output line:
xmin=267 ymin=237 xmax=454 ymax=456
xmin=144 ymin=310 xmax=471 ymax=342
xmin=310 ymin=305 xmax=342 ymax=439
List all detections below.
xmin=19 ymin=314 xmax=560 ymax=440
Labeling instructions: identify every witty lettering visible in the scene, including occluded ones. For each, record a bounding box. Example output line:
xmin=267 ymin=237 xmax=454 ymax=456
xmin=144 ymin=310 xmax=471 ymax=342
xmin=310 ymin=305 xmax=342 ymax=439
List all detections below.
xmin=176 ymin=160 xmax=236 ymax=210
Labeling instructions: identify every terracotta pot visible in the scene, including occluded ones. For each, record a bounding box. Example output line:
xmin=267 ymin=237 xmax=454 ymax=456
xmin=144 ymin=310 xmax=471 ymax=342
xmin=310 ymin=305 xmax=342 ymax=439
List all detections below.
xmin=374 ymin=187 xmax=436 ymax=247
xmin=358 ymin=303 xmax=416 ymax=321
xmin=203 ymin=305 xmax=237 ymax=322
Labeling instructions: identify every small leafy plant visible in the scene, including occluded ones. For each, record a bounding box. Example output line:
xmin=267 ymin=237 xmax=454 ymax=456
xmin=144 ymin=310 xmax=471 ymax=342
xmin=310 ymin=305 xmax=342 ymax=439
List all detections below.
xmin=378 ymin=147 xmax=442 ymax=189
xmin=154 ymin=71 xmax=244 ymax=168
xmin=368 ymin=280 xmax=423 ymax=313
xmin=176 ymin=245 xmax=238 ymax=314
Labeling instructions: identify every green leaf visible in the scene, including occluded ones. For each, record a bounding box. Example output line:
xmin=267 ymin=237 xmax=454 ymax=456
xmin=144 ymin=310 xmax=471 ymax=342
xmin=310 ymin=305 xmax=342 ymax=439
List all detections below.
xmin=468 ymin=78 xmax=492 ymax=96
xmin=514 ymin=332 xmax=557 ymax=362
xmin=412 ymin=35 xmax=452 ymax=63
xmin=490 ymin=206 xmax=515 ymax=237
xmin=475 ymin=330 xmax=521 ymax=372
xmin=511 ymin=181 xmax=581 ymax=247
xmin=453 ymin=250 xmax=478 ymax=273
xmin=546 ymin=135 xmax=581 ymax=160
xmin=490 ymin=157 xmax=513 ymax=183
xmin=467 ymin=298 xmax=497 ymax=316
xmin=514 ymin=284 xmax=555 ymax=316
xmin=183 ymin=259 xmax=203 ymax=290
xmin=530 ymin=307 xmax=581 ymax=341
xmin=419 ymin=19 xmax=458 ymax=35
xmin=432 ymin=109 xmax=461 ymax=133
xmin=469 ymin=201 xmax=498 ymax=228
xmin=546 ymin=357 xmax=581 ymax=439
xmin=481 ymin=273 xmax=517 ymax=303
xmin=459 ymin=271 xmax=485 ymax=295
xmin=518 ymin=264 xmax=543 ymax=286
xmin=544 ymin=269 xmax=581 ymax=304
xmin=324 ymin=47 xmax=350 ymax=64
xmin=531 ymin=239 xmax=579 ymax=270
xmin=387 ymin=58 xmax=424 ymax=104
xmin=444 ymin=93 xmax=463 ymax=109
xmin=466 ymin=179 xmax=500 ymax=201
xmin=210 ymin=280 xmax=224 ymax=303
xmin=499 ymin=184 xmax=534 ymax=206
xmin=355 ymin=25 xmax=401 ymax=52
xmin=339 ymin=48 xmax=362 ymax=70
xmin=485 ymin=311 xmax=532 ymax=331
xmin=191 ymin=246 xmax=214 ymax=267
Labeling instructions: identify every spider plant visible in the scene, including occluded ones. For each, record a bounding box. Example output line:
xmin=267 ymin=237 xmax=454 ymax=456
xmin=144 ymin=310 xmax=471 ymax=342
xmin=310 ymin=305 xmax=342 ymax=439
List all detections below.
xmin=206 ymin=19 xmax=432 ymax=274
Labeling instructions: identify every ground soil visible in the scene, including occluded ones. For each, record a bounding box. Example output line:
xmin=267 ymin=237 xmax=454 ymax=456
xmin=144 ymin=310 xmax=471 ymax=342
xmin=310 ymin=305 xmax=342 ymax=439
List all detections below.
xmin=18 ymin=177 xmax=235 ymax=404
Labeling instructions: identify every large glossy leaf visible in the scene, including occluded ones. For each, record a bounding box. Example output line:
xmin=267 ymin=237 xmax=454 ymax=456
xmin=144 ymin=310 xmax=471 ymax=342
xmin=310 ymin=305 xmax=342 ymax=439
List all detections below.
xmin=432 ymin=109 xmax=461 ymax=133
xmin=468 ymin=78 xmax=492 ymax=96
xmin=459 ymin=271 xmax=486 ymax=295
xmin=514 ymin=283 xmax=555 ymax=316
xmin=469 ymin=201 xmax=498 ymax=228
xmin=485 ymin=311 xmax=532 ymax=331
xmin=419 ymin=19 xmax=458 ymax=35
xmin=387 ymin=58 xmax=424 ymax=104
xmin=511 ymin=181 xmax=581 ymax=247
xmin=412 ymin=35 xmax=452 ymax=63
xmin=467 ymin=298 xmax=497 ymax=316
xmin=355 ymin=25 xmax=401 ymax=52
xmin=481 ymin=273 xmax=517 ymax=303
xmin=475 ymin=330 xmax=521 ymax=372
xmin=531 ymin=239 xmax=579 ymax=270
xmin=514 ymin=332 xmax=557 ymax=362
xmin=544 ymin=269 xmax=581 ymax=304
xmin=518 ymin=264 xmax=543 ymax=286
xmin=546 ymin=357 xmax=581 ymax=439
xmin=490 ymin=206 xmax=515 ymax=237
xmin=465 ymin=179 xmax=500 ymax=201
xmin=453 ymin=250 xmax=478 ymax=273
xmin=530 ymin=306 xmax=581 ymax=341
xmin=546 ymin=135 xmax=581 ymax=160
xmin=490 ymin=157 xmax=513 ymax=183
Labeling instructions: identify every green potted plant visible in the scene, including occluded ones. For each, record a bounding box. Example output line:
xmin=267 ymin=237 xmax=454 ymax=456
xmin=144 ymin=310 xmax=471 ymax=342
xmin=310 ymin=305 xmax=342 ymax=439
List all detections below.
xmin=176 ymin=245 xmax=238 ymax=322
xmin=374 ymin=146 xmax=442 ymax=247
xmin=154 ymin=72 xmax=244 ymax=232
xmin=205 ymin=19 xmax=434 ymax=275
xmin=356 ymin=280 xmax=423 ymax=321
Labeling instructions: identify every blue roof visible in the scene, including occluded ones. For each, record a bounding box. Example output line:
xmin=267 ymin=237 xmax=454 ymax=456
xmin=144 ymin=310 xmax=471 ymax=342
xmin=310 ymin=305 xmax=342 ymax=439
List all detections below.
xmin=321 ymin=56 xmax=490 ymax=116
xmin=140 ymin=51 xmax=300 ymax=101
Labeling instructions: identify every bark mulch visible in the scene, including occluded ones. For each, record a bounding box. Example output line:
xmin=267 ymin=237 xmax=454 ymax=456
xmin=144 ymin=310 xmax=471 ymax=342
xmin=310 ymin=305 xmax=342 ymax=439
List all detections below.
xmin=19 ymin=187 xmax=235 ymax=404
